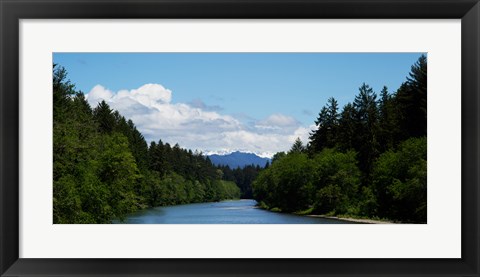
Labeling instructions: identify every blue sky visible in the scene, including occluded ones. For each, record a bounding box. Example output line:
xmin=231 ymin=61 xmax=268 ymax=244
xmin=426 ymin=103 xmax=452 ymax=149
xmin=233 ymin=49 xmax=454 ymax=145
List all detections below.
xmin=53 ymin=53 xmax=424 ymax=157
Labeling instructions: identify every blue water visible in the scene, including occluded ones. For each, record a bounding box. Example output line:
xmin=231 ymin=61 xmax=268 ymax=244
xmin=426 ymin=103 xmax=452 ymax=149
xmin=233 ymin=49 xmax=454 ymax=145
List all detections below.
xmin=114 ymin=199 xmax=352 ymax=224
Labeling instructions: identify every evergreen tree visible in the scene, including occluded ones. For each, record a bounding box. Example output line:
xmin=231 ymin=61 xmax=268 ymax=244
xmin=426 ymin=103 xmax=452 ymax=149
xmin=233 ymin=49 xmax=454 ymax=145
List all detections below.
xmin=325 ymin=97 xmax=339 ymax=145
xmin=309 ymin=97 xmax=339 ymax=153
xmin=53 ymin=64 xmax=75 ymax=121
xmin=377 ymin=86 xmax=398 ymax=152
xmin=372 ymin=137 xmax=427 ymax=222
xmin=93 ymin=100 xmax=116 ymax=134
xmin=396 ymin=55 xmax=427 ymax=138
xmin=337 ymin=103 xmax=356 ymax=151
xmin=271 ymin=151 xmax=286 ymax=164
xmin=53 ymin=65 xmax=241 ymax=223
xmin=289 ymin=137 xmax=305 ymax=154
xmin=53 ymin=55 xmax=429 ymax=224
xmin=352 ymin=83 xmax=380 ymax=180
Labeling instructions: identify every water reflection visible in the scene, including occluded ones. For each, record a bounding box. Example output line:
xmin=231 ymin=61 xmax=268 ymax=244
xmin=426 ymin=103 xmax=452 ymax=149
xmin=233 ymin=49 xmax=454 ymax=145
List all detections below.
xmin=114 ymin=199 xmax=354 ymax=224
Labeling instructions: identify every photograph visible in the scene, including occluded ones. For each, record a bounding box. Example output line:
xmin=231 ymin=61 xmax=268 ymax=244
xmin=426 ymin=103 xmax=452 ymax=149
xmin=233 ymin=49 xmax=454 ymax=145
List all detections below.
xmin=2 ymin=0 xmax=478 ymax=275
xmin=52 ymin=53 xmax=427 ymax=224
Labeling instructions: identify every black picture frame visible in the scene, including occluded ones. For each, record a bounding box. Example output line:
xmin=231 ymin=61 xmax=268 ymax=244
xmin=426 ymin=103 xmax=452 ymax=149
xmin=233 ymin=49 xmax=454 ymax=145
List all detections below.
xmin=1 ymin=0 xmax=479 ymax=276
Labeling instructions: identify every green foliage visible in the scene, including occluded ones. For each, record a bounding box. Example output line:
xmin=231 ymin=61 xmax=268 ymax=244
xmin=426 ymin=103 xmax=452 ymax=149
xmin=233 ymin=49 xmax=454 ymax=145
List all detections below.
xmin=309 ymin=97 xmax=339 ymax=153
xmin=337 ymin=103 xmax=356 ymax=151
xmin=252 ymin=55 xmax=428 ymax=223
xmin=53 ymin=175 xmax=83 ymax=223
xmin=93 ymin=101 xmax=116 ymax=134
xmin=98 ymin=133 xmax=141 ymax=219
xmin=54 ymin=55 xmax=428 ymax=224
xmin=396 ymin=54 xmax=427 ymax=139
xmin=352 ymin=83 xmax=380 ymax=180
xmin=215 ymin=180 xmax=242 ymax=200
xmin=53 ymin=65 xmax=242 ymax=224
xmin=218 ymin=163 xmax=265 ymax=198
xmin=311 ymin=149 xmax=361 ymax=215
xmin=271 ymin=152 xmax=286 ymax=164
xmin=357 ymin=186 xmax=378 ymax=216
xmin=253 ymin=153 xmax=314 ymax=212
xmin=289 ymin=137 xmax=305 ymax=154
xmin=253 ymin=149 xmax=360 ymax=215
xmin=372 ymin=137 xmax=427 ymax=222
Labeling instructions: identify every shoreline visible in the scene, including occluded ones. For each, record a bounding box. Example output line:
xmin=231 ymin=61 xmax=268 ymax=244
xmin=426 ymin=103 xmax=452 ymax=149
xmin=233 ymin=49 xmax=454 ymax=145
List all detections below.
xmin=305 ymin=214 xmax=395 ymax=224
xmin=255 ymin=204 xmax=395 ymax=224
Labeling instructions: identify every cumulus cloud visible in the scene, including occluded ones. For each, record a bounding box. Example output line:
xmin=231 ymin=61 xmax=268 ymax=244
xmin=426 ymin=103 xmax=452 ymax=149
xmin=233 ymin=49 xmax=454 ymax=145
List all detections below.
xmin=87 ymin=83 xmax=171 ymax=107
xmin=188 ymin=99 xmax=223 ymax=112
xmin=254 ymin=114 xmax=301 ymax=134
xmin=86 ymin=83 xmax=314 ymax=158
xmin=87 ymin=85 xmax=114 ymax=106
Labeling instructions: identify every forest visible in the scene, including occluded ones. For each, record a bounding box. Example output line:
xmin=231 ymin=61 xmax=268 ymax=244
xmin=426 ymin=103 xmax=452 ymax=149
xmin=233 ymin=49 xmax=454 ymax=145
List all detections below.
xmin=252 ymin=55 xmax=427 ymax=223
xmin=54 ymin=54 xmax=426 ymax=224
xmin=53 ymin=65 xmax=240 ymax=223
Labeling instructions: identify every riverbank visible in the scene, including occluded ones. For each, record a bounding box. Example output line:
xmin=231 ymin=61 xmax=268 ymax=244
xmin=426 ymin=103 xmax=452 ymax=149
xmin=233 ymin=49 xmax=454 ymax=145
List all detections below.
xmin=256 ymin=202 xmax=395 ymax=224
xmin=305 ymin=215 xmax=394 ymax=224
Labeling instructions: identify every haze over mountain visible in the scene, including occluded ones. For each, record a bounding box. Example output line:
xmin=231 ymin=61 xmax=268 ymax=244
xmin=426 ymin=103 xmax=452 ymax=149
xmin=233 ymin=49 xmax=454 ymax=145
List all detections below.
xmin=208 ymin=151 xmax=271 ymax=169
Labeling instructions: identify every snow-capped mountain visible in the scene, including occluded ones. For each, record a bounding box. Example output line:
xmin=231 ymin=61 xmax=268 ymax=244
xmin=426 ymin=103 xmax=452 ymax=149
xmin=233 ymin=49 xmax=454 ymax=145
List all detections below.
xmin=207 ymin=151 xmax=271 ymax=169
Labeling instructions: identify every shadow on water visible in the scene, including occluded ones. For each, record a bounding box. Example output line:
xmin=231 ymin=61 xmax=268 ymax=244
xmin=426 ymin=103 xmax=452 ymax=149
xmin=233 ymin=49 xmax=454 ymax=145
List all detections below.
xmin=113 ymin=199 xmax=358 ymax=224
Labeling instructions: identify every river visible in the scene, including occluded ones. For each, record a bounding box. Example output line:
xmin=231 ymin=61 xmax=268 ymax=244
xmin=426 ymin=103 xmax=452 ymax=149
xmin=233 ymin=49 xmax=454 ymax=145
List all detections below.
xmin=114 ymin=199 xmax=352 ymax=224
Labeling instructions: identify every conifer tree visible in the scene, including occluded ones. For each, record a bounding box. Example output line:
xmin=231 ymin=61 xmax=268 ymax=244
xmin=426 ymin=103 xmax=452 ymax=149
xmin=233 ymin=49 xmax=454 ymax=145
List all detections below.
xmin=353 ymin=83 xmax=379 ymax=180
xmin=289 ymin=137 xmax=305 ymax=154
xmin=396 ymin=54 xmax=427 ymax=138
xmin=309 ymin=97 xmax=339 ymax=153
xmin=93 ymin=100 xmax=116 ymax=134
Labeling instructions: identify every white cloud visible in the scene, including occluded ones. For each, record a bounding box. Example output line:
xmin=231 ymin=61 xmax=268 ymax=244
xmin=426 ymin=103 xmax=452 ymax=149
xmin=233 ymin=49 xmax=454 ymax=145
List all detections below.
xmin=288 ymin=125 xmax=317 ymax=146
xmin=122 ymin=83 xmax=172 ymax=106
xmin=86 ymin=83 xmax=313 ymax=158
xmin=86 ymin=83 xmax=171 ymax=108
xmin=87 ymin=85 xmax=114 ymax=106
xmin=258 ymin=113 xmax=299 ymax=127
xmin=254 ymin=113 xmax=301 ymax=134
xmin=188 ymin=99 xmax=223 ymax=111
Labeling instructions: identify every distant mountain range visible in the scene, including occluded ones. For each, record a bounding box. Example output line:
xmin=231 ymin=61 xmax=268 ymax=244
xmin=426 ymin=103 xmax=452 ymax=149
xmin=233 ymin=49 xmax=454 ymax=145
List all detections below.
xmin=208 ymin=151 xmax=271 ymax=169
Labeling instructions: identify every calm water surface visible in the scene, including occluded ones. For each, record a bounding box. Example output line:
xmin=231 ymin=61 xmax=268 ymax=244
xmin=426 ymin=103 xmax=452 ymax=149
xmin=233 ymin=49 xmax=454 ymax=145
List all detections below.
xmin=114 ymin=199 xmax=351 ymax=224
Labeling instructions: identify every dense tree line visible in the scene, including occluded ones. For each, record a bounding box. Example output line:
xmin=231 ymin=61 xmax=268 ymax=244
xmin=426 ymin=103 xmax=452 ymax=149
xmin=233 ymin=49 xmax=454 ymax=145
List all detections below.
xmin=53 ymin=65 xmax=240 ymax=224
xmin=216 ymin=164 xmax=266 ymax=198
xmin=252 ymin=55 xmax=427 ymax=223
